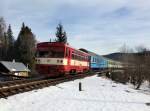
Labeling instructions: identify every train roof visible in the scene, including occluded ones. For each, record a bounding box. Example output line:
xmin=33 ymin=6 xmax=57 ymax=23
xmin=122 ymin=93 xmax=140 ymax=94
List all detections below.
xmin=79 ymin=48 xmax=122 ymax=63
xmin=79 ymin=48 xmax=103 ymax=57
xmin=37 ymin=42 xmax=89 ymax=55
xmin=37 ymin=42 xmax=66 ymax=47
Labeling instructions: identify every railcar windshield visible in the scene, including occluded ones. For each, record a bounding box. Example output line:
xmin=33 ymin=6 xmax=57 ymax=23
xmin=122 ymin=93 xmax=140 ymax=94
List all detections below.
xmin=36 ymin=46 xmax=64 ymax=58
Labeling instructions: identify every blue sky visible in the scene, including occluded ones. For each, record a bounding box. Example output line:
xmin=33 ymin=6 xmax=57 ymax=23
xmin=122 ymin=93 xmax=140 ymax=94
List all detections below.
xmin=1 ymin=0 xmax=150 ymax=55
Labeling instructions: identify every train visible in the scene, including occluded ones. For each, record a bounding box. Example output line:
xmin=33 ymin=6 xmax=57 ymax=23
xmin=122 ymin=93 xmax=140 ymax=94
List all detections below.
xmin=79 ymin=48 xmax=123 ymax=70
xmin=35 ymin=42 xmax=123 ymax=77
xmin=35 ymin=42 xmax=89 ymax=77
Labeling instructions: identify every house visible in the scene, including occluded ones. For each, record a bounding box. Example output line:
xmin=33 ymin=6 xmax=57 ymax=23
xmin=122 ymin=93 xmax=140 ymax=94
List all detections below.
xmin=0 ymin=61 xmax=30 ymax=77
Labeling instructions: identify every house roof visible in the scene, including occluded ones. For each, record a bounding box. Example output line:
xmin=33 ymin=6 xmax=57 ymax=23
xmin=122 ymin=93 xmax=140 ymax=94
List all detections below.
xmin=0 ymin=61 xmax=30 ymax=72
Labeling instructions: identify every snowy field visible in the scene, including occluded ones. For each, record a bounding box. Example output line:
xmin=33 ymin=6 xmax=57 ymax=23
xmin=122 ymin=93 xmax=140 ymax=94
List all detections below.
xmin=0 ymin=75 xmax=150 ymax=111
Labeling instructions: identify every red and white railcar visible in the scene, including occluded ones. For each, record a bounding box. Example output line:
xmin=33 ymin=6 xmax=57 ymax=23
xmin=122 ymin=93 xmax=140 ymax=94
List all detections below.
xmin=35 ymin=42 xmax=89 ymax=77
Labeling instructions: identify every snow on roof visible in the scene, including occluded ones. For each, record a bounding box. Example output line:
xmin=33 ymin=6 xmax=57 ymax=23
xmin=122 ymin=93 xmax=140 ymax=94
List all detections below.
xmin=0 ymin=61 xmax=30 ymax=72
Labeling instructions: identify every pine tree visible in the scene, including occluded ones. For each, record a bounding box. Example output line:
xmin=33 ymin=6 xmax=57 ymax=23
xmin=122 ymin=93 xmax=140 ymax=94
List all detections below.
xmin=3 ymin=32 xmax=9 ymax=60
xmin=7 ymin=24 xmax=15 ymax=60
xmin=63 ymin=31 xmax=67 ymax=43
xmin=7 ymin=25 xmax=14 ymax=47
xmin=55 ymin=23 xmax=67 ymax=43
xmin=15 ymin=23 xmax=36 ymax=71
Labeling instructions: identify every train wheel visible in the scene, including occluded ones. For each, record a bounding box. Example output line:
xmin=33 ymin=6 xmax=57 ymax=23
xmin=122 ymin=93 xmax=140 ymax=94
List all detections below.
xmin=83 ymin=69 xmax=88 ymax=73
xmin=69 ymin=69 xmax=76 ymax=75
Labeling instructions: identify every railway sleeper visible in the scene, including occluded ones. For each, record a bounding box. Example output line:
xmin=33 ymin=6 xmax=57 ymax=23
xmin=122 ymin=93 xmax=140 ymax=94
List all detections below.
xmin=28 ymin=85 xmax=35 ymax=89
xmin=43 ymin=82 xmax=49 ymax=87
xmin=33 ymin=84 xmax=40 ymax=88
xmin=37 ymin=84 xmax=45 ymax=88
xmin=9 ymin=89 xmax=18 ymax=95
xmin=16 ymin=88 xmax=24 ymax=93
xmin=24 ymin=87 xmax=32 ymax=91
xmin=0 ymin=92 xmax=8 ymax=98
xmin=0 ymin=91 xmax=10 ymax=97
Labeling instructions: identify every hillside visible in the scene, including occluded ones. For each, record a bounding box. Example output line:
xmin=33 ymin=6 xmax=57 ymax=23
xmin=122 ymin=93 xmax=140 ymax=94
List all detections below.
xmin=103 ymin=52 xmax=124 ymax=61
xmin=104 ymin=51 xmax=150 ymax=61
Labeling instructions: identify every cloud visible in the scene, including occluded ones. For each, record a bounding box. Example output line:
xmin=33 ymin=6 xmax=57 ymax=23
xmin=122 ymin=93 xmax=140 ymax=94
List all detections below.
xmin=2 ymin=0 xmax=150 ymax=54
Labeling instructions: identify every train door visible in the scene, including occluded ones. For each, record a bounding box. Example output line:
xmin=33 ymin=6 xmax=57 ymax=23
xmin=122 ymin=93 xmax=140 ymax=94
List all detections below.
xmin=68 ymin=50 xmax=71 ymax=65
xmin=65 ymin=47 xmax=70 ymax=73
xmin=65 ymin=47 xmax=71 ymax=65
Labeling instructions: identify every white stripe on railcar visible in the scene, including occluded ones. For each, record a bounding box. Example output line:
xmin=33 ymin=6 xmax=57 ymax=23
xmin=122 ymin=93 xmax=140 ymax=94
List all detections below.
xmin=36 ymin=58 xmax=89 ymax=67
xmin=71 ymin=60 xmax=89 ymax=67
xmin=36 ymin=58 xmax=68 ymax=65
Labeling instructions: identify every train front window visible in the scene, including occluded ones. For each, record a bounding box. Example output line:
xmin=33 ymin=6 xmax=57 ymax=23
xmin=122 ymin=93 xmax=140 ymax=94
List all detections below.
xmin=37 ymin=51 xmax=49 ymax=57
xmin=37 ymin=47 xmax=64 ymax=58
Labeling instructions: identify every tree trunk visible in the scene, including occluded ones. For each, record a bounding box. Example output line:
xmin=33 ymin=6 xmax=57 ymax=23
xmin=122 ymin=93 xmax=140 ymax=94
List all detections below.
xmin=136 ymin=79 xmax=142 ymax=89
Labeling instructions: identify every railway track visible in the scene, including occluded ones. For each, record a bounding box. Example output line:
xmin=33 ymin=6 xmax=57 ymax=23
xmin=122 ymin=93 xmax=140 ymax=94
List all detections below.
xmin=0 ymin=73 xmax=95 ymax=99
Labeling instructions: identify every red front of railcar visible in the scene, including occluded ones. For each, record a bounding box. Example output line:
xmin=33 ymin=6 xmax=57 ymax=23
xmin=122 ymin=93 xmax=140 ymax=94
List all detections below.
xmin=35 ymin=42 xmax=89 ymax=77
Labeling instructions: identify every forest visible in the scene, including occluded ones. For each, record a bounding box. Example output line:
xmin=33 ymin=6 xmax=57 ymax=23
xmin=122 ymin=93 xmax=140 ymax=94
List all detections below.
xmin=0 ymin=17 xmax=67 ymax=76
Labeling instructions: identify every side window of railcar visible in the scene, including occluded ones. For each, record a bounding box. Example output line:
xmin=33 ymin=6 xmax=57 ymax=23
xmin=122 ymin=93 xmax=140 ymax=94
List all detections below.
xmin=80 ymin=55 xmax=82 ymax=61
xmin=93 ymin=57 xmax=95 ymax=62
xmin=65 ymin=48 xmax=69 ymax=57
xmin=81 ymin=56 xmax=83 ymax=61
xmin=88 ymin=56 xmax=91 ymax=61
xmin=84 ymin=56 xmax=86 ymax=61
xmin=78 ymin=55 xmax=80 ymax=60
xmin=79 ymin=55 xmax=81 ymax=61
xmin=82 ymin=56 xmax=85 ymax=61
xmin=87 ymin=56 xmax=89 ymax=61
xmin=68 ymin=49 xmax=70 ymax=56
xmin=96 ymin=58 xmax=98 ymax=63
xmin=80 ymin=56 xmax=82 ymax=60
xmin=76 ymin=52 xmax=79 ymax=60
xmin=77 ymin=55 xmax=80 ymax=60
xmin=83 ymin=56 xmax=85 ymax=61
xmin=74 ymin=54 xmax=76 ymax=60
xmin=72 ymin=52 xmax=75 ymax=59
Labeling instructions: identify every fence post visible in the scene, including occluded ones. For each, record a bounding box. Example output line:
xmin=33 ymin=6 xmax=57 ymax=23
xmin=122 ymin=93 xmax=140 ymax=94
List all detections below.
xmin=79 ymin=82 xmax=82 ymax=91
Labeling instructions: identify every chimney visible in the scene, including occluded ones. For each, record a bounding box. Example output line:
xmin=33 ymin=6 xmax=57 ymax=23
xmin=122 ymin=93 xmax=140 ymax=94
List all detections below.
xmin=12 ymin=59 xmax=15 ymax=63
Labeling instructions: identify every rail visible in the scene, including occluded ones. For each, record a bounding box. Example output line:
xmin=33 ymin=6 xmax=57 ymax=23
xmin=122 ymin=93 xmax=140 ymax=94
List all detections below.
xmin=0 ymin=73 xmax=96 ymax=98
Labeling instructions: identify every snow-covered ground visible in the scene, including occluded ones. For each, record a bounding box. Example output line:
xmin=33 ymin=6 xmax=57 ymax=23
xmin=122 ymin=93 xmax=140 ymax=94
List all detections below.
xmin=0 ymin=75 xmax=150 ymax=111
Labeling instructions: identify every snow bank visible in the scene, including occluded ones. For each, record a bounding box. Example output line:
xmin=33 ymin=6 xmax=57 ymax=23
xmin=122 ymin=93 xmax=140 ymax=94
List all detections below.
xmin=0 ymin=75 xmax=150 ymax=111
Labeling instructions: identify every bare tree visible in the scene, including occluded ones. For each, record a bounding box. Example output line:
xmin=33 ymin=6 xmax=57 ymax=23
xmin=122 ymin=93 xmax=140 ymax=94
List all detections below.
xmin=0 ymin=17 xmax=6 ymax=60
xmin=119 ymin=44 xmax=150 ymax=89
xmin=119 ymin=44 xmax=134 ymax=83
